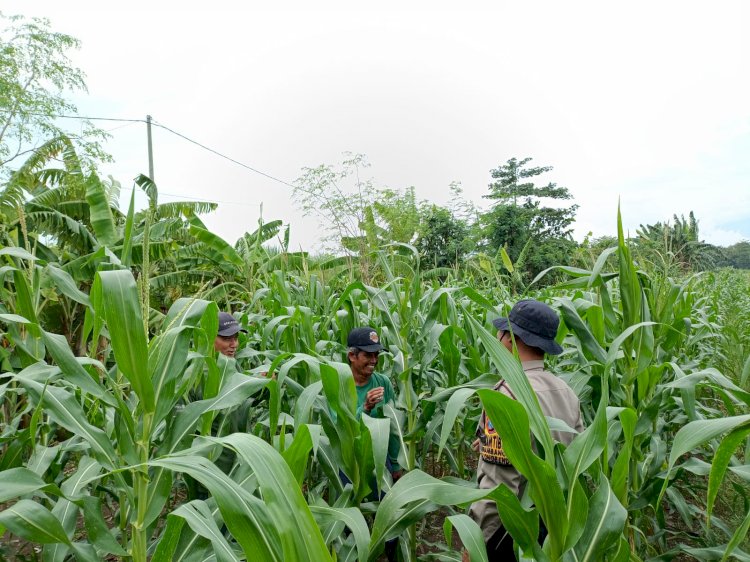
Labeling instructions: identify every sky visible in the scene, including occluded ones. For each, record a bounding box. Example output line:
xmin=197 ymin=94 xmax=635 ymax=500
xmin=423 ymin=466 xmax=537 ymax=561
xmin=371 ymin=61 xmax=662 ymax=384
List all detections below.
xmin=5 ymin=1 xmax=750 ymax=249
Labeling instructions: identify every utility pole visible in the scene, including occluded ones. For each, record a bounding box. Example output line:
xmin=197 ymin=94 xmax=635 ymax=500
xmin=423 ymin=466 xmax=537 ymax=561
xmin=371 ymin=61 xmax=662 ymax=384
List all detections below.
xmin=146 ymin=114 xmax=154 ymax=180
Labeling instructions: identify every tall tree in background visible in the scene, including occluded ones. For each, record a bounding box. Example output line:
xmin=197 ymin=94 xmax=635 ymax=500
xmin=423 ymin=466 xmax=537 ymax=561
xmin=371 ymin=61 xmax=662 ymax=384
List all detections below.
xmin=372 ymin=187 xmax=420 ymax=246
xmin=293 ymin=153 xmax=421 ymax=280
xmin=0 ymin=12 xmax=109 ymax=175
xmin=481 ymin=157 xmax=578 ymax=279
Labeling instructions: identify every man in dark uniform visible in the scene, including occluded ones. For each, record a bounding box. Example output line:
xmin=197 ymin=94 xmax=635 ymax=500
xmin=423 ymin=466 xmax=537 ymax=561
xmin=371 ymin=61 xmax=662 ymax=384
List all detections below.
xmin=467 ymin=300 xmax=584 ymax=561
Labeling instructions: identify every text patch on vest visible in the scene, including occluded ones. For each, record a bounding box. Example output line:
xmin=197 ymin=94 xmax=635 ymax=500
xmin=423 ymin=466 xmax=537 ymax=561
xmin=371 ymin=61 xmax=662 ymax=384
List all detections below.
xmin=479 ymin=413 xmax=512 ymax=466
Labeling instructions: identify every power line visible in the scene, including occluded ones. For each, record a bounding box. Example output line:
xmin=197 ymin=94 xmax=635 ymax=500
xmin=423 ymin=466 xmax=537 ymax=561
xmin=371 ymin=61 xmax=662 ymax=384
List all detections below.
xmin=149 ymin=119 xmax=298 ymax=189
xmin=104 ymin=121 xmax=140 ymax=133
xmin=0 ymin=110 xmax=300 ymax=190
xmin=118 ymin=185 xmax=261 ymax=208
xmin=43 ymin=113 xmax=146 ymax=124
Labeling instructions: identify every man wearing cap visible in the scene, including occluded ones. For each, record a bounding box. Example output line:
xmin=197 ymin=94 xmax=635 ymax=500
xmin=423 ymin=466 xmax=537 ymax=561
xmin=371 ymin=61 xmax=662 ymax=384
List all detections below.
xmin=214 ymin=311 xmax=246 ymax=357
xmin=467 ymin=299 xmax=584 ymax=561
xmin=347 ymin=327 xmax=403 ymax=482
xmin=183 ymin=311 xmax=249 ymax=498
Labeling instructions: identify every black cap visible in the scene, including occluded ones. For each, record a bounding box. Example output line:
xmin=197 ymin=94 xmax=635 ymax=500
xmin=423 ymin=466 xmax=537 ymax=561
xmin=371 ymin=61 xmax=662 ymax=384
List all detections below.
xmin=217 ymin=312 xmax=246 ymax=337
xmin=347 ymin=327 xmax=384 ymax=353
xmin=492 ymin=299 xmax=563 ymax=355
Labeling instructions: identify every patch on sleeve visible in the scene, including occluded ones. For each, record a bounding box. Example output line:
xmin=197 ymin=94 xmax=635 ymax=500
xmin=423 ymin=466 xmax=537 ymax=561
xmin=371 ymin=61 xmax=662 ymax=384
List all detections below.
xmin=479 ymin=412 xmax=512 ymax=466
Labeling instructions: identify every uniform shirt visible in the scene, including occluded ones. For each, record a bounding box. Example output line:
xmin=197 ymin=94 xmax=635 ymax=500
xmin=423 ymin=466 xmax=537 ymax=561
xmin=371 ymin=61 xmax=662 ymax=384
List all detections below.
xmin=469 ymin=360 xmax=584 ymax=542
xmin=355 ymin=372 xmax=401 ymax=472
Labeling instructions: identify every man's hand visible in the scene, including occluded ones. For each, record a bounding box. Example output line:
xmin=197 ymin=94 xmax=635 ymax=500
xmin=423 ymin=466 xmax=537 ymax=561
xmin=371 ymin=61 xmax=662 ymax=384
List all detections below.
xmin=363 ymin=386 xmax=385 ymax=412
xmin=391 ymin=469 xmax=404 ymax=482
xmin=472 ymin=438 xmax=481 ymax=452
xmin=461 ymin=549 xmax=471 ymax=562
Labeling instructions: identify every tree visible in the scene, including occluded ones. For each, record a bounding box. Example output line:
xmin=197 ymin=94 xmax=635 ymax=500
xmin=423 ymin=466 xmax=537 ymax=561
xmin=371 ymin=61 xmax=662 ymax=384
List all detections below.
xmin=481 ymin=157 xmax=578 ymax=280
xmin=372 ymin=187 xmax=420 ymax=246
xmin=293 ymin=153 xmax=376 ymax=255
xmin=293 ymin=153 xmax=421 ymax=280
xmin=571 ymin=233 xmax=618 ymax=269
xmin=416 ymin=204 xmax=470 ymax=269
xmin=0 ymin=12 xmax=109 ymax=175
xmin=635 ymin=212 xmax=722 ymax=273
xmin=724 ymin=241 xmax=750 ymax=269
xmin=415 ymin=185 xmax=477 ymax=270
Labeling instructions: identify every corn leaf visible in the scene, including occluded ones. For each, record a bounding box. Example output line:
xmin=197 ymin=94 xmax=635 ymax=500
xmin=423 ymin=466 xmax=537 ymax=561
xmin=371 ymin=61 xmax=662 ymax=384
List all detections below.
xmin=484 ymin=484 xmax=539 ymax=556
xmin=93 ymin=270 xmax=154 ymax=412
xmin=0 ymin=467 xmax=60 ymax=503
xmin=151 ymin=455 xmax=284 ymax=561
xmin=477 ymin=388 xmax=568 ymax=559
xmin=42 ymin=331 xmax=116 ymax=406
xmin=0 ymin=499 xmax=71 ymax=545
xmin=45 ymin=264 xmax=90 ymax=306
xmin=20 ymin=379 xmax=118 ymax=469
xmin=437 ymin=387 xmax=475 ymax=460
xmin=281 ymin=423 xmax=314 ymax=485
xmin=707 ymin=424 xmax=750 ymax=524
xmin=309 ymin=504 xmax=371 ymax=562
xmin=659 ymin=414 xmax=750 ymax=508
xmin=218 ymin=433 xmax=333 ymax=561
xmin=370 ymin=470 xmax=499 ymax=560
xmin=443 ymin=514 xmax=488 ymax=562
xmin=722 ymin=503 xmax=750 ymax=562
xmin=80 ymin=496 xmax=128 ymax=556
xmin=571 ymin=477 xmax=627 ymax=562
xmin=171 ymin=501 xmax=240 ymax=562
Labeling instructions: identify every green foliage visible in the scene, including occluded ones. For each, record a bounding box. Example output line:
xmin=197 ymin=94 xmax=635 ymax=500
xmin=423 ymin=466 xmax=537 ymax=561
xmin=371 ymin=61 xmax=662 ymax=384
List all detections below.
xmin=0 ymin=12 xmax=109 ymax=173
xmin=481 ymin=157 xmax=579 ymax=281
xmin=1 ymin=204 xmax=749 ymax=560
xmin=373 ymin=187 xmax=420 ymax=245
xmin=635 ymin=211 xmax=722 ymax=273
xmin=293 ymin=154 xmax=424 ymax=282
xmin=724 ymin=241 xmax=750 ymax=269
xmin=416 ymin=203 xmax=471 ymax=269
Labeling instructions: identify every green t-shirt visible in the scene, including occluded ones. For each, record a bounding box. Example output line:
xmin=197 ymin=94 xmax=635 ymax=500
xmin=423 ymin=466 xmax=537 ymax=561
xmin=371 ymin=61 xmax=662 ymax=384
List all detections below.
xmin=355 ymin=372 xmax=401 ymax=472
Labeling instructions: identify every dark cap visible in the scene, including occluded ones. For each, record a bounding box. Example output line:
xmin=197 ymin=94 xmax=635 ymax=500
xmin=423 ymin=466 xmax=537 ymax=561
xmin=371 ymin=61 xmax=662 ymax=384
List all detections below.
xmin=492 ymin=299 xmax=563 ymax=355
xmin=347 ymin=327 xmax=384 ymax=353
xmin=217 ymin=312 xmax=246 ymax=337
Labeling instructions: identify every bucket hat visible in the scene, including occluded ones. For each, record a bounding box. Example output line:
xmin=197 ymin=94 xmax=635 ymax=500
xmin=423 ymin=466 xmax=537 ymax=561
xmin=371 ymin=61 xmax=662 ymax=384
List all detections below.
xmin=492 ymin=299 xmax=563 ymax=355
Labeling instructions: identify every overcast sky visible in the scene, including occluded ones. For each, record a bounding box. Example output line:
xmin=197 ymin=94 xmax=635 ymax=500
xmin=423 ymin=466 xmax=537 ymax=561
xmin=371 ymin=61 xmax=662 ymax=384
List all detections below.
xmin=7 ymin=1 xmax=750 ymax=249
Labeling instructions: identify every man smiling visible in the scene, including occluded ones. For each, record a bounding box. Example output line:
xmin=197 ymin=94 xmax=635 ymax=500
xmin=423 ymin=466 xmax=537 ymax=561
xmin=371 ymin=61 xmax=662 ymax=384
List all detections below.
xmin=347 ymin=327 xmax=403 ymax=481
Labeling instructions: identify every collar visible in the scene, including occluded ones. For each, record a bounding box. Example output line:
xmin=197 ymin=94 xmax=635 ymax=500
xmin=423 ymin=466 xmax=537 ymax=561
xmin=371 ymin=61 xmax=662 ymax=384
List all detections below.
xmin=521 ymin=359 xmax=545 ymax=371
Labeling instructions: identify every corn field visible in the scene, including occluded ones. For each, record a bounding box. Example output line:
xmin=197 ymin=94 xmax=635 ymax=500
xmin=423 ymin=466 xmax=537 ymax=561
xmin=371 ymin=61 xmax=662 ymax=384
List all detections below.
xmin=1 ymin=169 xmax=750 ymax=561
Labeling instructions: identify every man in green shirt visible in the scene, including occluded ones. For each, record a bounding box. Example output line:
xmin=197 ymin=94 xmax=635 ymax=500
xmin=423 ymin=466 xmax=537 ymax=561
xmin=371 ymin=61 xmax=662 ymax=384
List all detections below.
xmin=347 ymin=327 xmax=403 ymax=482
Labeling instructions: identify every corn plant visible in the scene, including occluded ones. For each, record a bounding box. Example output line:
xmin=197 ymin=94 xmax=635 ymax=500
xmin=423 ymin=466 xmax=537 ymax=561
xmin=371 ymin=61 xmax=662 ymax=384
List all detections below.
xmin=3 ymin=199 xmax=750 ymax=561
xmin=0 ymin=268 xmax=324 ymax=560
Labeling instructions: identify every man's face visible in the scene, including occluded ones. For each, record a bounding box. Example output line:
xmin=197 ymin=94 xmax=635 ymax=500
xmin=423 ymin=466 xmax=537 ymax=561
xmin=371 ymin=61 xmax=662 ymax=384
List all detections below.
xmin=498 ymin=330 xmax=513 ymax=352
xmin=215 ymin=333 xmax=239 ymax=357
xmin=348 ymin=349 xmax=379 ymax=378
